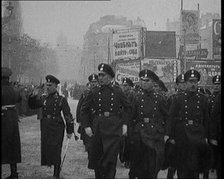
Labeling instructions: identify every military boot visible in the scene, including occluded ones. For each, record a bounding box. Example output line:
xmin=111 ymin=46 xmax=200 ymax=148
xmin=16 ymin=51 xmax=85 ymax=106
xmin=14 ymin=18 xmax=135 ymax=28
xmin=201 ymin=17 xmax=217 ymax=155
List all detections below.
xmin=53 ymin=164 xmax=60 ymax=179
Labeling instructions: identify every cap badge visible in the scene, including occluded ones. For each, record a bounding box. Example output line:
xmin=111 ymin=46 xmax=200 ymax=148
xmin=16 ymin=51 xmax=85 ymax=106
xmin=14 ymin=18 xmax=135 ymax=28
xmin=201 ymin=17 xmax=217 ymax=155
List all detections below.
xmin=100 ymin=64 xmax=104 ymax=71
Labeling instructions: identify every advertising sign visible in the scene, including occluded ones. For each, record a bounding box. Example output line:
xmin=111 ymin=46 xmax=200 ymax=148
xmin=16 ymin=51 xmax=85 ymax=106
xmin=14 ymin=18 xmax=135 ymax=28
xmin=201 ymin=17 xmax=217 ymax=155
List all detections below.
xmin=141 ymin=59 xmax=180 ymax=83
xmin=145 ymin=31 xmax=176 ymax=58
xmin=115 ymin=60 xmax=140 ymax=84
xmin=181 ymin=10 xmax=200 ymax=44
xmin=186 ymin=48 xmax=208 ymax=58
xmin=112 ymin=30 xmax=141 ymax=61
xmin=186 ymin=60 xmax=221 ymax=86
xmin=212 ymin=19 xmax=221 ymax=60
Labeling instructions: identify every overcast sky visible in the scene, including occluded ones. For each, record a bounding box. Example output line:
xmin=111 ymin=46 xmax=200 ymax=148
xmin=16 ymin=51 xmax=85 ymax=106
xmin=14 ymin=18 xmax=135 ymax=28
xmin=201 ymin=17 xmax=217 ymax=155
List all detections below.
xmin=20 ymin=0 xmax=221 ymax=47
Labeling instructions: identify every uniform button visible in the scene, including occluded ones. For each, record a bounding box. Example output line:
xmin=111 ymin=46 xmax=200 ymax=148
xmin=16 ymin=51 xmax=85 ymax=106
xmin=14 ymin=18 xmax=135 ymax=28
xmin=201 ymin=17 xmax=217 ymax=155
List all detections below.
xmin=197 ymin=101 xmax=200 ymax=103
xmin=142 ymin=99 xmax=144 ymax=102
xmin=111 ymin=93 xmax=114 ymax=95
xmin=154 ymin=108 xmax=156 ymax=110
xmin=141 ymin=124 xmax=144 ymax=127
xmin=141 ymin=105 xmax=143 ymax=108
xmin=155 ymin=96 xmax=157 ymax=98
xmin=185 ymin=124 xmax=188 ymax=126
xmin=99 ymin=104 xmax=101 ymax=106
xmin=99 ymin=114 xmax=102 ymax=116
xmin=53 ymin=117 xmax=55 ymax=119
xmin=197 ymin=106 xmax=199 ymax=108
xmin=185 ymin=111 xmax=188 ymax=114
xmin=185 ymin=106 xmax=187 ymax=108
xmin=99 ymin=98 xmax=101 ymax=101
xmin=111 ymin=104 xmax=113 ymax=106
xmin=111 ymin=98 xmax=114 ymax=100
xmin=141 ymin=112 xmax=143 ymax=114
xmin=110 ymin=108 xmax=113 ymax=111
xmin=151 ymin=125 xmax=154 ymax=128
xmin=155 ymin=101 xmax=157 ymax=103
xmin=54 ymin=104 xmax=56 ymax=106
xmin=99 ymin=92 xmax=101 ymax=95
xmin=99 ymin=109 xmax=102 ymax=111
xmin=185 ymin=100 xmax=187 ymax=102
xmin=185 ymin=117 xmax=188 ymax=120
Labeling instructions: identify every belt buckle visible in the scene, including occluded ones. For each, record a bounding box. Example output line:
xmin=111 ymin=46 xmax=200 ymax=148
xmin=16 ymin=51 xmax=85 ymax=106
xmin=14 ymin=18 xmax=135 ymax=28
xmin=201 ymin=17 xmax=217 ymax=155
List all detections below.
xmin=144 ymin=118 xmax=149 ymax=123
xmin=104 ymin=112 xmax=109 ymax=117
xmin=47 ymin=115 xmax=52 ymax=119
xmin=188 ymin=120 xmax=193 ymax=125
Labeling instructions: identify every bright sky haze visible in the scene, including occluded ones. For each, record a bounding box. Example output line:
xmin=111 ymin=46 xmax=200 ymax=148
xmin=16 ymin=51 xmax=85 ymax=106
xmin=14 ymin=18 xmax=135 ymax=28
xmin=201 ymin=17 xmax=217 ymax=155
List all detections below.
xmin=20 ymin=0 xmax=221 ymax=47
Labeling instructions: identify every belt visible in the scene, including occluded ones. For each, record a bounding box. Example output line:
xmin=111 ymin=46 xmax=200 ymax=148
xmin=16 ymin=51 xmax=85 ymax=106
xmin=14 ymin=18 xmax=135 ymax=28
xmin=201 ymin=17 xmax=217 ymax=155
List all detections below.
xmin=97 ymin=112 xmax=117 ymax=117
xmin=43 ymin=114 xmax=56 ymax=119
xmin=1 ymin=105 xmax=16 ymax=110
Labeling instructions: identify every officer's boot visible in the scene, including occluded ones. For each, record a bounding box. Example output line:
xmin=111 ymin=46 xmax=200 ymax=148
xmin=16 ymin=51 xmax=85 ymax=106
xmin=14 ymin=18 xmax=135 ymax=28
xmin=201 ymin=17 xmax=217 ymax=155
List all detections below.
xmin=5 ymin=163 xmax=18 ymax=179
xmin=53 ymin=164 xmax=60 ymax=179
xmin=167 ymin=167 xmax=175 ymax=179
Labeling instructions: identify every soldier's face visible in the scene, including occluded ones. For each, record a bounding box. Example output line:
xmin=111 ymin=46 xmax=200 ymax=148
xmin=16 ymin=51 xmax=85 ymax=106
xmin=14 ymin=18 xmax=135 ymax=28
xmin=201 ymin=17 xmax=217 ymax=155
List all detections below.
xmin=177 ymin=83 xmax=186 ymax=91
xmin=90 ymin=81 xmax=98 ymax=88
xmin=186 ymin=79 xmax=198 ymax=92
xmin=46 ymin=82 xmax=57 ymax=94
xmin=121 ymin=84 xmax=131 ymax=93
xmin=98 ymin=72 xmax=112 ymax=85
xmin=140 ymin=78 xmax=154 ymax=91
xmin=213 ymin=83 xmax=221 ymax=92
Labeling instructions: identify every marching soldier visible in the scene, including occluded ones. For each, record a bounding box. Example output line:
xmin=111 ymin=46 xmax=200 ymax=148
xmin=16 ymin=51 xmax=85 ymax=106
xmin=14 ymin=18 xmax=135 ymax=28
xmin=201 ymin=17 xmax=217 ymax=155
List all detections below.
xmin=165 ymin=73 xmax=187 ymax=179
xmin=76 ymin=74 xmax=99 ymax=154
xmin=28 ymin=75 xmax=74 ymax=179
xmin=209 ymin=91 xmax=221 ymax=179
xmin=129 ymin=69 xmax=168 ymax=179
xmin=165 ymin=70 xmax=211 ymax=178
xmin=80 ymin=63 xmax=130 ymax=178
xmin=208 ymin=75 xmax=221 ymax=174
xmin=119 ymin=77 xmax=136 ymax=168
xmin=1 ymin=67 xmax=22 ymax=179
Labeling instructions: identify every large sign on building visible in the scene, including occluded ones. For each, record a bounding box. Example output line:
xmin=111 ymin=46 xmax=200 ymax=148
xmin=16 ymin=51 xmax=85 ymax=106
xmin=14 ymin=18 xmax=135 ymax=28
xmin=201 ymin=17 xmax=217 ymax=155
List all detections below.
xmin=212 ymin=19 xmax=221 ymax=60
xmin=141 ymin=58 xmax=180 ymax=83
xmin=115 ymin=60 xmax=140 ymax=84
xmin=112 ymin=30 xmax=141 ymax=61
xmin=181 ymin=10 xmax=200 ymax=44
xmin=186 ymin=60 xmax=221 ymax=86
xmin=145 ymin=31 xmax=176 ymax=59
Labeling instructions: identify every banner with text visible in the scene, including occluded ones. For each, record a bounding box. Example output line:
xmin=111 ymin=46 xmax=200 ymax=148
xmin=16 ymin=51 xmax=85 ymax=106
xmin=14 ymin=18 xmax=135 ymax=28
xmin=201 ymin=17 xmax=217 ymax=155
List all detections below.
xmin=112 ymin=30 xmax=141 ymax=61
xmin=186 ymin=60 xmax=221 ymax=86
xmin=115 ymin=60 xmax=140 ymax=84
xmin=181 ymin=10 xmax=200 ymax=44
xmin=141 ymin=58 xmax=180 ymax=83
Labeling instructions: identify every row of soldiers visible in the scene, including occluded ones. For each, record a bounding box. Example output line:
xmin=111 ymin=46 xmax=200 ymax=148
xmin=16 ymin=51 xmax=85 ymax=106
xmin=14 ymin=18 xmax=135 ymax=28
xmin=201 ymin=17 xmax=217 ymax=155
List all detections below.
xmin=2 ymin=64 xmax=221 ymax=179
xmin=76 ymin=63 xmax=221 ymax=179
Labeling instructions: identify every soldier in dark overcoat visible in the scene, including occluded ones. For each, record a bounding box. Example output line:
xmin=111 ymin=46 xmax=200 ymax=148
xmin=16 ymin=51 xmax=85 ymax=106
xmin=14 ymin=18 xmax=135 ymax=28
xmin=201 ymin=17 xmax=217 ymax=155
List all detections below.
xmin=28 ymin=75 xmax=74 ymax=179
xmin=207 ymin=75 xmax=221 ymax=174
xmin=76 ymin=74 xmax=99 ymax=155
xmin=165 ymin=73 xmax=186 ymax=179
xmin=209 ymin=91 xmax=221 ymax=179
xmin=119 ymin=77 xmax=136 ymax=168
xmin=165 ymin=70 xmax=211 ymax=178
xmin=1 ymin=67 xmax=22 ymax=179
xmin=80 ymin=63 xmax=131 ymax=178
xmin=128 ymin=69 xmax=168 ymax=179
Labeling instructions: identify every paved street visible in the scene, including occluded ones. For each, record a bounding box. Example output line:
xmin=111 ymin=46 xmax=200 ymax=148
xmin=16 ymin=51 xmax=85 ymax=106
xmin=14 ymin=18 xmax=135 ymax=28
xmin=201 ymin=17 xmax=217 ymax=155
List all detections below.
xmin=1 ymin=98 xmax=217 ymax=179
